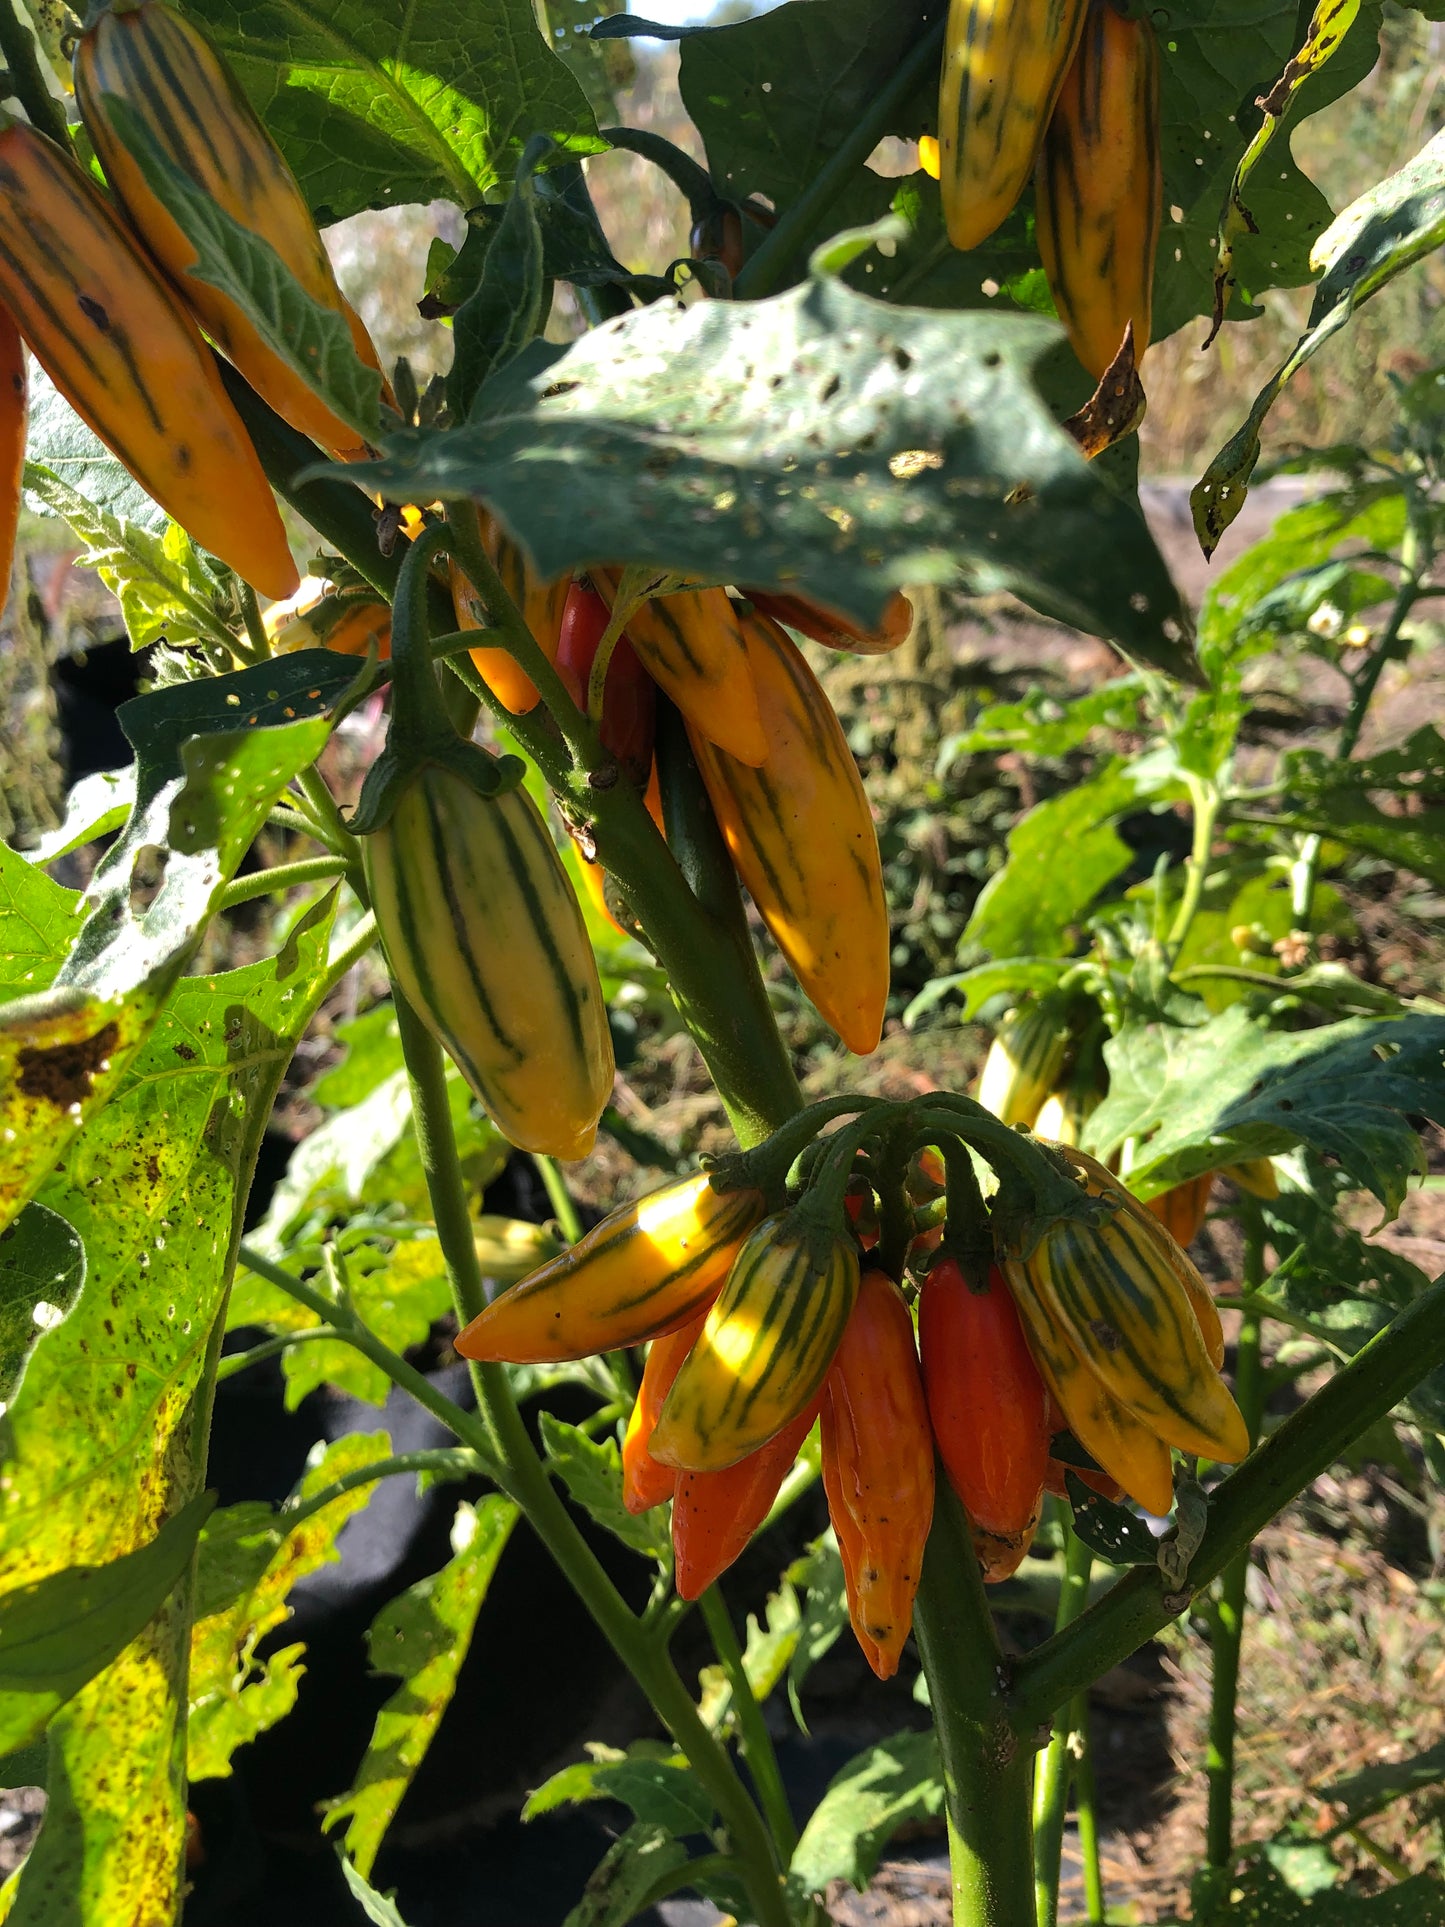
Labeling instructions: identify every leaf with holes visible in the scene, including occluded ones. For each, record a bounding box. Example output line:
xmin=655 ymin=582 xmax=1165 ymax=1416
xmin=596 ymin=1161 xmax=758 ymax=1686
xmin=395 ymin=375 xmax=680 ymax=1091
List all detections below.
xmin=0 ymin=1200 xmax=84 ymax=1403
xmin=184 ymin=0 xmax=603 ymax=224
xmin=1 ymin=899 xmax=337 ymax=1925
xmin=1192 ymin=125 xmax=1445 ymax=556
xmin=342 ymin=278 xmax=1190 ymax=672
xmin=788 ymin=1731 xmax=945 ymax=1899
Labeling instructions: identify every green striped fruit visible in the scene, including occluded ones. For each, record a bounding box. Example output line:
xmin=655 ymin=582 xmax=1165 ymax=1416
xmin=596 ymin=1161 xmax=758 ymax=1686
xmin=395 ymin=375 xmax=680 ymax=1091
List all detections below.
xmin=1005 ymin=1147 xmax=1247 ymax=1462
xmin=1032 ymin=1079 xmax=1100 ymax=1147
xmin=75 ymin=0 xmax=385 ymax=459
xmin=977 ymin=1002 xmax=1071 ymax=1128
xmin=649 ymin=1216 xmax=860 ymax=1472
xmin=364 ymin=766 xmax=614 ymax=1161
xmin=454 ymin=1173 xmax=764 ymax=1363
xmin=938 ymin=0 xmax=1090 ymax=252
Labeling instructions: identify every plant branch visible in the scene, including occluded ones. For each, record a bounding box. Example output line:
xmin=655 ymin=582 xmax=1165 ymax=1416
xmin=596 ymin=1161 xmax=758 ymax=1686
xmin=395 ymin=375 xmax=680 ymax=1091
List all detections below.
xmin=1033 ymin=1525 xmax=1093 ymax=1927
xmin=1009 ymin=1272 xmax=1445 ymax=1730
xmin=217 ymin=855 xmax=350 ymax=910
xmin=699 ymin=1587 xmax=798 ymax=1860
xmin=279 ymin=1447 xmax=485 ymax=1525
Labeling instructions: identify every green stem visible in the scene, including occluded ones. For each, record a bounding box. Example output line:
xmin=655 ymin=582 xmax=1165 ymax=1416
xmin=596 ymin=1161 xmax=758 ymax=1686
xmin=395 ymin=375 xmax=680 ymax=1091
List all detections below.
xmin=534 ymin=1154 xmax=584 ymax=1244
xmin=238 ymin=581 xmax=272 ymax=659
xmin=297 ymin=766 xmax=363 ymax=867
xmin=214 ymin=1325 xmax=343 ymax=1380
xmin=279 ymin=1447 xmax=484 ymax=1523
xmin=912 ymin=1477 xmax=1037 ymax=1927
xmin=0 ymin=0 xmax=68 ymax=147
xmin=1033 ymin=1526 xmax=1094 ymax=1927
xmin=390 ymin=981 xmax=793 ymax=1927
xmin=1072 ymin=1696 xmax=1105 ymax=1927
xmin=1165 ymin=777 xmax=1220 ymax=961
xmin=234 ymin=1243 xmax=503 ymax=1477
xmin=1009 ymin=1271 xmax=1445 ymax=1732
xmin=216 ymin=855 xmax=350 ymax=910
xmin=699 ymin=1587 xmax=798 ymax=1860
xmin=1205 ymin=1229 xmax=1266 ymax=1872
xmin=733 ymin=19 xmax=947 ymax=299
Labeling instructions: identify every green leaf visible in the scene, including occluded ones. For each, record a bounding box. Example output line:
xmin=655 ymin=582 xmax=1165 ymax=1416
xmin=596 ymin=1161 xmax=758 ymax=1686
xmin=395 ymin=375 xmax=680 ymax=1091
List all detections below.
xmin=1063 ymin=1473 xmax=1163 ymax=1563
xmin=904 ymin=958 xmax=1071 ymax=1029
xmin=1193 ymin=126 xmax=1445 ymax=557
xmin=1264 ymin=1840 xmax=1346 ymax=1899
xmin=964 ymin=762 xmax=1160 ymax=960
xmin=941 ymin=680 xmax=1144 ymax=763
xmin=339 ymin=1855 xmax=414 ymax=1927
xmin=788 ymin=1730 xmax=944 ymax=1899
xmin=0 ymin=1201 xmax=84 ymax=1403
xmin=538 ymin=1413 xmax=669 ymax=1561
xmin=450 ymin=134 xmax=550 ymax=419
xmin=563 ymin=1820 xmax=688 ymax=1927
xmin=23 ymin=462 xmax=230 ymax=653
xmin=741 ymin=1581 xmax=802 ymax=1705
xmin=21 ymin=769 xmax=135 ymax=868
xmin=0 ymin=844 xmax=79 ymax=1004
xmin=103 ymin=97 xmax=382 ymax=444
xmin=1315 ymin=1736 xmax=1445 ymax=1827
xmin=0 ymin=1491 xmax=214 ymax=1759
xmin=343 ymin=279 xmax=1190 ymax=672
xmin=1208 ymin=0 xmax=1368 ymax=341
xmin=0 ymin=694 xmax=332 ymax=1240
xmin=189 ymin=1431 xmax=398 ymax=1780
xmin=786 ymin=1534 xmax=850 ymax=1729
xmin=185 ymin=0 xmax=603 ymax=225
xmin=323 ymin=1496 xmax=517 ymax=1875
xmin=0 ymin=904 xmax=337 ymax=1924
xmin=1199 ymin=1855 xmax=1445 ymax=1925
xmin=1265 ymin=731 xmax=1445 ymax=888
xmin=524 ymin=1743 xmax=716 ymax=1839
xmin=312 ymin=1003 xmax=405 ymax=1108
xmin=24 ymin=364 xmax=166 ymax=531
xmin=1085 ymin=1008 xmax=1445 ymax=1212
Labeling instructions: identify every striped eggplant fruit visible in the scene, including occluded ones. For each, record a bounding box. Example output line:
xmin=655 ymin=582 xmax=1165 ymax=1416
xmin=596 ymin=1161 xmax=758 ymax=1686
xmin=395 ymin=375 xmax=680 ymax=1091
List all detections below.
xmin=687 ymin=611 xmax=889 ymax=1055
xmin=938 ymin=0 xmax=1090 ymax=252
xmin=0 ymin=113 xmax=296 ymax=599
xmin=977 ymin=1000 xmax=1071 ymax=1128
xmin=1008 ymin=1147 xmax=1247 ymax=1461
xmin=75 ymin=0 xmax=385 ymax=458
xmin=650 ymin=1216 xmax=860 ymax=1473
xmin=454 ymin=1173 xmax=763 ymax=1364
xmin=597 ymin=576 xmax=767 ymax=766
xmin=364 ymin=765 xmax=614 ymax=1162
xmin=1036 ymin=0 xmax=1162 ymax=379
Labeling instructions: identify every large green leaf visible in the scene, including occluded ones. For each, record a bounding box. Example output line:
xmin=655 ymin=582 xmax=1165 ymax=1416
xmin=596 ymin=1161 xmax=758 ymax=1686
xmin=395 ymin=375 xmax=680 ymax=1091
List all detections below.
xmin=323 ymin=1496 xmax=518 ymax=1875
xmin=1315 ymin=1737 xmax=1445 ymax=1827
xmin=188 ymin=1431 xmax=398 ymax=1780
xmin=24 ymin=366 xmax=166 ymax=532
xmin=1085 ymin=1008 xmax=1445 ymax=1212
xmin=1193 ymin=126 xmax=1445 ymax=555
xmin=1198 ymin=1856 xmax=1445 ymax=1925
xmin=788 ymin=1730 xmax=944 ymax=1899
xmin=346 ymin=278 xmax=1190 ymax=670
xmin=963 ymin=762 xmax=1159 ymax=961
xmin=0 ymin=1492 xmax=213 ymax=1759
xmin=1 ymin=902 xmax=338 ymax=1925
xmin=0 ymin=669 xmax=335 ymax=1238
xmin=184 ymin=0 xmax=603 ymax=224
xmin=563 ymin=1821 xmax=689 ymax=1927
xmin=525 ymin=1742 xmax=716 ymax=1838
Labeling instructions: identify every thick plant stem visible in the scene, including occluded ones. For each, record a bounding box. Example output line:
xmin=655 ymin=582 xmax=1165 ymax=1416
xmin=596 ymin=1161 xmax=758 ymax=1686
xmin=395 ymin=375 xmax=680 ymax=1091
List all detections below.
xmin=700 ymin=1587 xmax=798 ymax=1859
xmin=1205 ymin=1253 xmax=1266 ymax=1871
xmin=390 ymin=985 xmax=793 ymax=1927
xmin=1009 ymin=1271 xmax=1445 ymax=1730
xmin=912 ymin=1478 xmax=1037 ymax=1927
xmin=1032 ymin=1526 xmax=1094 ymax=1927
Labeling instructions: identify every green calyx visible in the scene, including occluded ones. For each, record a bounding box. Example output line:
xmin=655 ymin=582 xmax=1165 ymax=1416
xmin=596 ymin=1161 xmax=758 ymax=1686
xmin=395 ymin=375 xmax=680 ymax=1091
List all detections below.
xmin=349 ymin=518 xmax=523 ymax=838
